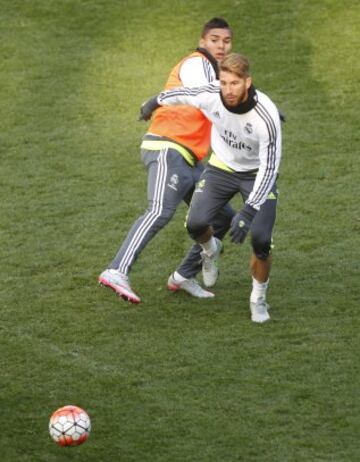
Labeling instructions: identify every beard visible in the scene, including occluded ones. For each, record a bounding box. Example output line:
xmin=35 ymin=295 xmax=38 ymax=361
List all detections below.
xmin=222 ymin=89 xmax=248 ymax=106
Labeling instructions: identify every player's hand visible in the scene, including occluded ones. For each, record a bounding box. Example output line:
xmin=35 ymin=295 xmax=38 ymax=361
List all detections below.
xmin=230 ymin=204 xmax=257 ymax=244
xmin=138 ymin=95 xmax=160 ymax=121
xmin=278 ymin=109 xmax=286 ymax=123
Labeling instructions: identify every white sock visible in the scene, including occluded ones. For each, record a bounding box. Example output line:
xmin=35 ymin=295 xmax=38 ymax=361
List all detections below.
xmin=200 ymin=236 xmax=217 ymax=256
xmin=250 ymin=277 xmax=269 ymax=303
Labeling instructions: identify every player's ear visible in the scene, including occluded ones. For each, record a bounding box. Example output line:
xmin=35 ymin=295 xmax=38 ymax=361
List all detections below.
xmin=199 ymin=38 xmax=205 ymax=48
xmin=246 ymin=77 xmax=252 ymax=89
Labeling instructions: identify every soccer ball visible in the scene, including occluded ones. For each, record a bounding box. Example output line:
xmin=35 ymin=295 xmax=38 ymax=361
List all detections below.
xmin=49 ymin=405 xmax=91 ymax=447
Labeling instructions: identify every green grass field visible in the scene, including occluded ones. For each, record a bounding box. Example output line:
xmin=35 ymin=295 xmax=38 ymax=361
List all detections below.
xmin=1 ymin=0 xmax=359 ymax=460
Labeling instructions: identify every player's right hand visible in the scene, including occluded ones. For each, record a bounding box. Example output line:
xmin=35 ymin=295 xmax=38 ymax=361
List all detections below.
xmin=138 ymin=95 xmax=161 ymax=121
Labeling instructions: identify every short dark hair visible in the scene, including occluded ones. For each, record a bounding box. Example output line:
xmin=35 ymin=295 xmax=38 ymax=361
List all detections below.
xmin=201 ymin=17 xmax=232 ymax=38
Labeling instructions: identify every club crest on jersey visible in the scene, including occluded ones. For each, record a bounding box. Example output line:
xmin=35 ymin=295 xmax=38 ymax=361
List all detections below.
xmin=244 ymin=123 xmax=253 ymax=134
xmin=168 ymin=174 xmax=179 ymax=191
xmin=195 ymin=179 xmax=206 ymax=193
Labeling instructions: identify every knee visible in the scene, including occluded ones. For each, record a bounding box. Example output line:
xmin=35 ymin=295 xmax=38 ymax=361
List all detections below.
xmin=186 ymin=215 xmax=209 ymax=240
xmin=251 ymin=233 xmax=272 ymax=260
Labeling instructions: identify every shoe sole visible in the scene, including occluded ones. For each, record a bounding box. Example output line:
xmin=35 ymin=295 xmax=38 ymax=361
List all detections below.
xmin=98 ymin=277 xmax=141 ymax=304
xmin=251 ymin=315 xmax=270 ymax=323
xmin=167 ymin=281 xmax=214 ymax=298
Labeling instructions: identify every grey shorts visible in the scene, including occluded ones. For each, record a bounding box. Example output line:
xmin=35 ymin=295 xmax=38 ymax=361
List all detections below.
xmin=187 ymin=164 xmax=278 ymax=253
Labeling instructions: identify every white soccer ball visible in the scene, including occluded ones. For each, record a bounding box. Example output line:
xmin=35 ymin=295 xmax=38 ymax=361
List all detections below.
xmin=49 ymin=405 xmax=91 ymax=447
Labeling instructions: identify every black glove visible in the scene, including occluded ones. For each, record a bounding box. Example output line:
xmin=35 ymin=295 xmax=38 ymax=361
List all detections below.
xmin=138 ymin=95 xmax=160 ymax=121
xmin=278 ymin=109 xmax=286 ymax=123
xmin=230 ymin=204 xmax=257 ymax=244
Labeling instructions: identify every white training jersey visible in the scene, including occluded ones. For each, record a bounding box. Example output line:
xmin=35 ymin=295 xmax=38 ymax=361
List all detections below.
xmin=179 ymin=55 xmax=217 ymax=87
xmin=158 ymin=83 xmax=282 ymax=210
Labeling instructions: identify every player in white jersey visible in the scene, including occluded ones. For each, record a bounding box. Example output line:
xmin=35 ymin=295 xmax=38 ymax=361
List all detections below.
xmin=140 ymin=53 xmax=282 ymax=323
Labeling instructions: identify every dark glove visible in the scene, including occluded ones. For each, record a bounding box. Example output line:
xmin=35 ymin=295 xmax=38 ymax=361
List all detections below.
xmin=230 ymin=204 xmax=257 ymax=244
xmin=278 ymin=109 xmax=286 ymax=123
xmin=138 ymin=95 xmax=160 ymax=121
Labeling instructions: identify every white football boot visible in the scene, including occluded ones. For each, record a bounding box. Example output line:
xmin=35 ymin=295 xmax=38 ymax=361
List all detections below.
xmin=98 ymin=269 xmax=140 ymax=304
xmin=167 ymin=272 xmax=214 ymax=298
xmin=201 ymin=237 xmax=223 ymax=287
xmin=250 ymin=297 xmax=270 ymax=323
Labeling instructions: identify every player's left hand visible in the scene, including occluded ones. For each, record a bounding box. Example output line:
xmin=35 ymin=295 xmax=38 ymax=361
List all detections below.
xmin=230 ymin=204 xmax=257 ymax=244
xmin=278 ymin=108 xmax=286 ymax=123
xmin=138 ymin=95 xmax=161 ymax=121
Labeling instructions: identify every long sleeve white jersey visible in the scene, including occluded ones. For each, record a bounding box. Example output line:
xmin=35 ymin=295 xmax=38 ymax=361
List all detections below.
xmin=157 ymin=83 xmax=282 ymax=210
xmin=178 ymin=55 xmax=217 ymax=86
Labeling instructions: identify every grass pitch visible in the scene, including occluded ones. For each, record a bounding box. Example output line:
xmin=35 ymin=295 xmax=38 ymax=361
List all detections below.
xmin=1 ymin=1 xmax=359 ymax=461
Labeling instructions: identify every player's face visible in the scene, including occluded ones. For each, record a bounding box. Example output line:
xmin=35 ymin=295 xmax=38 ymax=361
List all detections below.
xmin=199 ymin=28 xmax=232 ymax=62
xmin=220 ymin=71 xmax=252 ymax=106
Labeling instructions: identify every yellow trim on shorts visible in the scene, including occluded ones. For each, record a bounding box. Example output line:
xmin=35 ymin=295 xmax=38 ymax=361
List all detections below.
xmin=141 ymin=140 xmax=196 ymax=166
xmin=208 ymin=153 xmax=235 ymax=172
